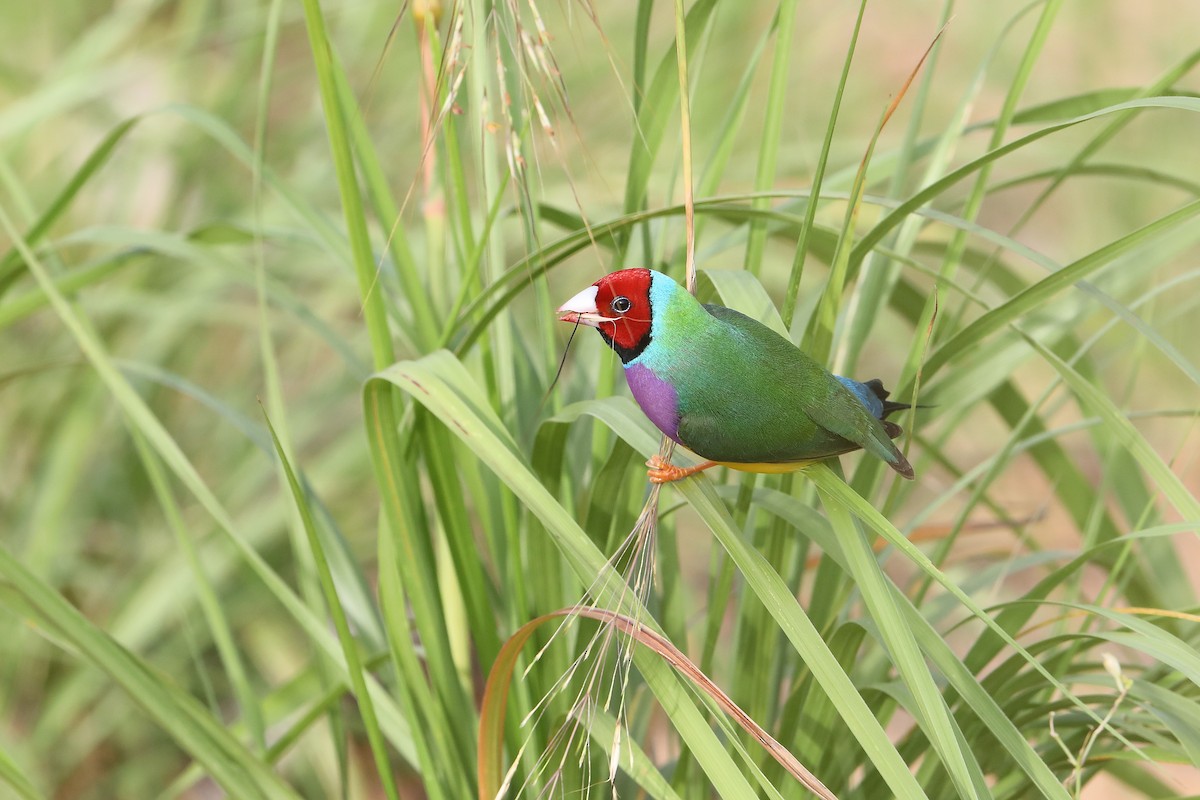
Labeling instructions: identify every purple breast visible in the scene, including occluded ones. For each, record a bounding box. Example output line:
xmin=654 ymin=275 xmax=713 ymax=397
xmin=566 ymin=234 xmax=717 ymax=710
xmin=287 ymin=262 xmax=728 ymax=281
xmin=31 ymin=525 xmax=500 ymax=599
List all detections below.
xmin=624 ymin=363 xmax=681 ymax=442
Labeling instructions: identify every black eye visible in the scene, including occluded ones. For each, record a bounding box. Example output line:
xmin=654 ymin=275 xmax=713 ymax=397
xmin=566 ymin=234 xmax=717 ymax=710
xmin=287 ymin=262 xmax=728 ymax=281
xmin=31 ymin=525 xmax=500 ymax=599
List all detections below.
xmin=611 ymin=296 xmax=631 ymax=313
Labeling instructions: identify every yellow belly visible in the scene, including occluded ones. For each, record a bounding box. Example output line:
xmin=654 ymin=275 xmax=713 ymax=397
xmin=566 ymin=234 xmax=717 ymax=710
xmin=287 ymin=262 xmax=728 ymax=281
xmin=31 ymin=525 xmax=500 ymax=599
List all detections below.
xmin=713 ymin=458 xmax=818 ymax=475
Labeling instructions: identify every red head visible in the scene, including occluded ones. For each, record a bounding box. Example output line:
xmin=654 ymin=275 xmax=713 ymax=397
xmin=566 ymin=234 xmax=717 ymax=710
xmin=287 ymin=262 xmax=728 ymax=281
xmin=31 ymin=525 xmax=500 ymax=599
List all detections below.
xmin=557 ymin=268 xmax=655 ymax=363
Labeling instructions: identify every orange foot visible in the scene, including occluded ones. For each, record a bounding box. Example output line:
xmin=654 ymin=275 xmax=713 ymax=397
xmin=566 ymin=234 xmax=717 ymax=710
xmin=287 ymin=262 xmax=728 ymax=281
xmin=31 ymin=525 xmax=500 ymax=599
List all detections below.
xmin=646 ymin=455 xmax=717 ymax=484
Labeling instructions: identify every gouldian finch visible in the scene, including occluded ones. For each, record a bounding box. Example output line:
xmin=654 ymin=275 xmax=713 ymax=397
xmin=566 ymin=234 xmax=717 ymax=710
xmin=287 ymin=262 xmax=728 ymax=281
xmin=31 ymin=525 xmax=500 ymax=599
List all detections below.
xmin=556 ymin=268 xmax=915 ymax=483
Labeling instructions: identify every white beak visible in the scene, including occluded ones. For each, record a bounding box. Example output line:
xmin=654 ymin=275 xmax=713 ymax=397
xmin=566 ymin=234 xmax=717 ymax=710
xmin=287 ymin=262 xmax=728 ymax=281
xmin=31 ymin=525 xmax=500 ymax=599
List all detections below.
xmin=556 ymin=285 xmax=609 ymax=327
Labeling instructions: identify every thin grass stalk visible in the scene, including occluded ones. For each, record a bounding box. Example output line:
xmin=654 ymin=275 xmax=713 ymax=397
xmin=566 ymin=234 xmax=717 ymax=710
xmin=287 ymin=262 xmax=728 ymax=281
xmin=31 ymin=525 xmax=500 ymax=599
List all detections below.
xmin=297 ymin=0 xmax=395 ymax=370
xmin=809 ymin=27 xmax=942 ymax=367
xmin=304 ymin=0 xmax=486 ymax=780
xmin=840 ymin=0 xmax=951 ymax=374
xmin=743 ymin=0 xmax=796 ymax=278
xmin=265 ymin=416 xmax=402 ymax=800
xmin=252 ymin=0 xmax=351 ymax=784
xmin=782 ymin=0 xmax=867 ymax=330
xmin=130 ymin=431 xmax=266 ymax=752
xmin=335 ymin=62 xmax=439 ymax=350
xmin=937 ymin=0 xmax=1063 ymax=334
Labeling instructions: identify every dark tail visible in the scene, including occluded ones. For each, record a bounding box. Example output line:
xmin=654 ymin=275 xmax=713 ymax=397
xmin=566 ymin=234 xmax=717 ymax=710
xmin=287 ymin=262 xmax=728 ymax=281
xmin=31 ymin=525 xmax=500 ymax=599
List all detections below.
xmin=864 ymin=378 xmax=932 ymax=420
xmin=866 ymin=380 xmax=918 ymax=480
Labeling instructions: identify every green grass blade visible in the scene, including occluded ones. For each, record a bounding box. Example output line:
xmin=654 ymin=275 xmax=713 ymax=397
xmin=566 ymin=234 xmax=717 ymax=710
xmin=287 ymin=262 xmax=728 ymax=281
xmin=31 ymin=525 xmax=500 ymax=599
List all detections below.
xmin=0 ymin=744 xmax=42 ymax=800
xmin=851 ymin=97 xmax=1200 ymax=275
xmin=742 ymin=0 xmax=796 ymax=278
xmin=1023 ymin=335 xmax=1200 ymax=521
xmin=368 ymin=351 xmax=762 ymax=798
xmin=130 ymin=431 xmax=266 ymax=752
xmin=923 ymin=198 xmax=1200 ymax=380
xmin=782 ymin=0 xmax=866 ymax=328
xmin=297 ymin=0 xmax=393 ymax=369
xmin=0 ymin=543 xmax=300 ymax=800
xmin=817 ymin=491 xmax=988 ymax=799
xmin=0 ymin=116 xmax=140 ymax=296
xmin=0 ymin=200 xmax=420 ymax=767
xmin=264 ymin=412 xmax=401 ymax=800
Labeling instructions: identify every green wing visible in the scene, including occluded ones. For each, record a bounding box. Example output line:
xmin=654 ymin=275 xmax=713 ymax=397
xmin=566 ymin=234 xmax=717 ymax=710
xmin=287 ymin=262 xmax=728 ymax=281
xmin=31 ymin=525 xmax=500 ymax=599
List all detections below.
xmin=798 ymin=379 xmax=914 ymax=479
xmin=672 ymin=305 xmax=913 ymax=479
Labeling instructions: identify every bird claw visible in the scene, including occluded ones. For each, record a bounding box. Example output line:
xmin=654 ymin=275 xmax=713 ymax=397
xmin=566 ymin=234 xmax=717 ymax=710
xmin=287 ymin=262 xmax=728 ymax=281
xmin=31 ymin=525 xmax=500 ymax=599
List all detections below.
xmin=645 ymin=455 xmax=676 ymax=484
xmin=645 ymin=455 xmax=715 ymax=484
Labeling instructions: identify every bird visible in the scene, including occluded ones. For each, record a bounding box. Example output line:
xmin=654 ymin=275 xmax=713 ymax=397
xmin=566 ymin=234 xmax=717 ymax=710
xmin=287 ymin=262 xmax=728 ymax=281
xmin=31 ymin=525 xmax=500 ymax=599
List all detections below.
xmin=556 ymin=267 xmax=916 ymax=484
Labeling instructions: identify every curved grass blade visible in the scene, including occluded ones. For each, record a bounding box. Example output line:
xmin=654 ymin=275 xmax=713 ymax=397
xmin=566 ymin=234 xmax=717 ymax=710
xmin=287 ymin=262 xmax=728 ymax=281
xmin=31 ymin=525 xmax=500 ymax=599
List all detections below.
xmin=745 ymin=484 xmax=1073 ymax=798
xmin=850 ymin=97 xmax=1200 ymax=276
xmin=818 ymin=491 xmax=988 ymax=799
xmin=0 ymin=116 xmax=140 ymax=296
xmin=1022 ymin=335 xmax=1200 ymax=521
xmin=806 ymin=464 xmax=1145 ymax=757
xmin=922 ymin=197 xmax=1200 ymax=380
xmin=479 ymin=607 xmax=837 ymax=800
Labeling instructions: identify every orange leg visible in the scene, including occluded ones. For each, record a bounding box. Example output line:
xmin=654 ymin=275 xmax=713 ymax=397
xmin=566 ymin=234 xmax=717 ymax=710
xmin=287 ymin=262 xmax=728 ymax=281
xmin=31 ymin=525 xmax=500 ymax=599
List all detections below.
xmin=646 ymin=455 xmax=717 ymax=484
